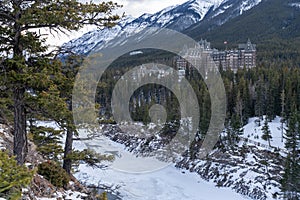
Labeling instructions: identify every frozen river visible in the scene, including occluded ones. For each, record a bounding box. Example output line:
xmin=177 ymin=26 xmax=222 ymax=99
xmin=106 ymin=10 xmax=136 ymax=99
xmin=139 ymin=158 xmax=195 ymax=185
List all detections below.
xmin=73 ymin=129 xmax=247 ymax=200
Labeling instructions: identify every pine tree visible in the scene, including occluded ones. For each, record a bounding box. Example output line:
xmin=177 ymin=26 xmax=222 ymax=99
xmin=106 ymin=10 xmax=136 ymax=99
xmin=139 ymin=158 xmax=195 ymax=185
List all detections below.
xmin=261 ymin=117 xmax=272 ymax=147
xmin=285 ymin=110 xmax=300 ymax=156
xmin=282 ymin=110 xmax=300 ymax=199
xmin=282 ymin=154 xmax=300 ymax=199
xmin=57 ymin=55 xmax=82 ymax=174
xmin=0 ymin=0 xmax=120 ymax=165
xmin=280 ymin=89 xmax=286 ymax=142
xmin=0 ymin=88 xmax=13 ymax=126
xmin=255 ymin=77 xmax=265 ymax=119
xmin=29 ymin=125 xmax=64 ymax=161
xmin=0 ymin=151 xmax=34 ymax=199
xmin=226 ymin=114 xmax=243 ymax=146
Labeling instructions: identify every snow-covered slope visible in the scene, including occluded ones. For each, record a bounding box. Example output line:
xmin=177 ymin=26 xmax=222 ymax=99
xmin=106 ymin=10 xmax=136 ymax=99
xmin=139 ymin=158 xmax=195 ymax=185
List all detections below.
xmin=63 ymin=0 xmax=262 ymax=55
xmin=73 ymin=128 xmax=247 ymax=200
xmin=177 ymin=116 xmax=287 ymax=200
xmin=76 ymin=164 xmax=247 ymax=200
xmin=185 ymin=0 xmax=263 ymax=36
xmin=241 ymin=116 xmax=286 ymax=150
xmin=70 ymin=116 xmax=289 ymax=200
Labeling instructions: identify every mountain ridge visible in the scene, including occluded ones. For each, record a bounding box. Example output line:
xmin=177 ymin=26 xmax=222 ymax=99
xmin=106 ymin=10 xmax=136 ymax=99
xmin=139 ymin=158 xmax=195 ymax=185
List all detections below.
xmin=183 ymin=0 xmax=300 ymax=65
xmin=63 ymin=0 xmax=261 ymax=55
xmin=63 ymin=0 xmax=300 ymax=66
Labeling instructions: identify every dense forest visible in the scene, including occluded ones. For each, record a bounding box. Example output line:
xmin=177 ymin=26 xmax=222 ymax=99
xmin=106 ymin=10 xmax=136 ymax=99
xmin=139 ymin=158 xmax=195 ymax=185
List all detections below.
xmin=0 ymin=0 xmax=299 ymax=199
xmin=1 ymin=32 xmax=300 ymax=200
xmin=95 ymin=51 xmax=300 ymax=199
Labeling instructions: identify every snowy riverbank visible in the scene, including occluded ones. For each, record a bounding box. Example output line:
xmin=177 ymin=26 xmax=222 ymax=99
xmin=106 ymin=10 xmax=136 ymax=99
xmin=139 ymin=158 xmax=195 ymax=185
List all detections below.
xmin=34 ymin=116 xmax=287 ymax=199
xmin=73 ymin=128 xmax=248 ymax=200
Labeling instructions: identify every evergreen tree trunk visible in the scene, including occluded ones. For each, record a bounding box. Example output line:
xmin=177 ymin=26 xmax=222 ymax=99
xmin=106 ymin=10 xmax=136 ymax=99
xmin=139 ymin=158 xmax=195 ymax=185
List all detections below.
xmin=12 ymin=2 xmax=27 ymax=165
xmin=1 ymin=0 xmax=120 ymax=168
xmin=63 ymin=103 xmax=73 ymax=174
xmin=13 ymin=87 xmax=28 ymax=165
xmin=63 ymin=128 xmax=73 ymax=174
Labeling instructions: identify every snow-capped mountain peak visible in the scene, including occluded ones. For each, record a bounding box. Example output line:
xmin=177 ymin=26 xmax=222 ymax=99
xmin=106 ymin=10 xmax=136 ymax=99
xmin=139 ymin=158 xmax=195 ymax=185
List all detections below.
xmin=118 ymin=15 xmax=136 ymax=27
xmin=187 ymin=0 xmax=221 ymax=20
xmin=239 ymin=0 xmax=262 ymax=15
xmin=63 ymin=0 xmax=262 ymax=55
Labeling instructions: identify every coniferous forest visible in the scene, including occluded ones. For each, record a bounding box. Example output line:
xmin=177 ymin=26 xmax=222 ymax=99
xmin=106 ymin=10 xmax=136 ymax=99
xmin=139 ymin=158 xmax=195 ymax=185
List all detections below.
xmin=0 ymin=0 xmax=299 ymax=199
xmin=96 ymin=53 xmax=300 ymax=198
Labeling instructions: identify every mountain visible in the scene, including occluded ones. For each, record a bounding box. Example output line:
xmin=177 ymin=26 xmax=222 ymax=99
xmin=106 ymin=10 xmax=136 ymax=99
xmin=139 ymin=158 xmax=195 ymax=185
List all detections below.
xmin=64 ymin=0 xmax=300 ymax=65
xmin=183 ymin=0 xmax=300 ymax=64
xmin=63 ymin=0 xmax=262 ymax=55
xmin=186 ymin=0 xmax=262 ymax=34
xmin=186 ymin=0 xmax=300 ymax=45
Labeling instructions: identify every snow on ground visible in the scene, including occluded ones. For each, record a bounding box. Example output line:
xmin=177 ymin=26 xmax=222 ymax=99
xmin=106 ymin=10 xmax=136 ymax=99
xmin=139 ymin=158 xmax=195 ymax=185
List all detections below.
xmin=74 ymin=127 xmax=169 ymax=173
xmin=36 ymin=190 xmax=87 ymax=200
xmin=241 ymin=116 xmax=286 ymax=150
xmin=0 ymin=136 xmax=5 ymax=150
xmin=0 ymin=124 xmax=11 ymax=150
xmin=73 ymin=129 xmax=248 ymax=200
xmin=76 ymin=164 xmax=248 ymax=200
xmin=289 ymin=3 xmax=300 ymax=9
xmin=33 ymin=116 xmax=287 ymax=200
xmin=33 ymin=121 xmax=61 ymax=130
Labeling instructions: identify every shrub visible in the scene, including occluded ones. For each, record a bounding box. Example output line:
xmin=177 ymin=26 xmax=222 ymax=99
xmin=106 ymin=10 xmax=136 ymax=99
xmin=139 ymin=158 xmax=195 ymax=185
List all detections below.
xmin=0 ymin=151 xmax=34 ymax=199
xmin=96 ymin=192 xmax=108 ymax=200
xmin=37 ymin=161 xmax=70 ymax=188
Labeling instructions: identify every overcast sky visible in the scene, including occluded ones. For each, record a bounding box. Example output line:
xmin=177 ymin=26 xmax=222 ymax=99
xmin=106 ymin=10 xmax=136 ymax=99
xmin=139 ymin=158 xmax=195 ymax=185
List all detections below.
xmin=44 ymin=0 xmax=187 ymax=48
xmin=79 ymin=0 xmax=187 ymax=17
xmin=114 ymin=0 xmax=187 ymax=17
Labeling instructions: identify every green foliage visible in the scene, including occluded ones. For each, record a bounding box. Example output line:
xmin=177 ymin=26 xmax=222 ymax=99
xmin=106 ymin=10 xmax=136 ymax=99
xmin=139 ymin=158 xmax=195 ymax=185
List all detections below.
xmin=0 ymin=0 xmax=121 ymax=164
xmin=285 ymin=110 xmax=300 ymax=154
xmin=67 ymin=149 xmax=114 ymax=170
xmin=29 ymin=126 xmax=64 ymax=161
xmin=224 ymin=114 xmax=244 ymax=146
xmin=97 ymin=192 xmax=108 ymax=200
xmin=37 ymin=161 xmax=70 ymax=188
xmin=96 ymin=56 xmax=300 ymax=153
xmin=0 ymin=89 xmax=13 ymax=125
xmin=261 ymin=118 xmax=272 ymax=147
xmin=282 ymin=110 xmax=300 ymax=198
xmin=281 ymin=154 xmax=300 ymax=199
xmin=0 ymin=151 xmax=34 ymax=199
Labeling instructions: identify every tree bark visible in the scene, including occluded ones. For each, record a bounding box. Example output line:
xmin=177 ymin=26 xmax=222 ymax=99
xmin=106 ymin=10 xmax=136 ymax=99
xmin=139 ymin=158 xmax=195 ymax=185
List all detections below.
xmin=13 ymin=87 xmax=28 ymax=165
xmin=63 ymin=128 xmax=73 ymax=174
xmin=12 ymin=0 xmax=28 ymax=165
xmin=63 ymin=103 xmax=73 ymax=174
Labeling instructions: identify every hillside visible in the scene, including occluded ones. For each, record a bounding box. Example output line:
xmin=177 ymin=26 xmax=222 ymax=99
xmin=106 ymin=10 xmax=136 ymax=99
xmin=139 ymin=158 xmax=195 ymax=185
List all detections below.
xmin=63 ymin=0 xmax=262 ymax=55
xmin=63 ymin=0 xmax=300 ymax=66
xmin=72 ymin=116 xmax=288 ymax=200
xmin=0 ymin=124 xmax=90 ymax=199
xmin=184 ymin=0 xmax=300 ymax=64
xmin=1 ymin=0 xmax=300 ymax=199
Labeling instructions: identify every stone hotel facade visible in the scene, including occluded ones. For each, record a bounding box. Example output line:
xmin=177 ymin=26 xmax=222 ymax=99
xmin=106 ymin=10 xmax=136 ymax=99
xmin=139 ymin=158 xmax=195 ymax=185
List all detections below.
xmin=177 ymin=39 xmax=256 ymax=72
